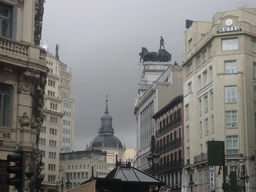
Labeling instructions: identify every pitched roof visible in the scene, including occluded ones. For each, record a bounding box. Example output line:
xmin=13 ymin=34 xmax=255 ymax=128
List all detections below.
xmin=106 ymin=166 xmax=164 ymax=184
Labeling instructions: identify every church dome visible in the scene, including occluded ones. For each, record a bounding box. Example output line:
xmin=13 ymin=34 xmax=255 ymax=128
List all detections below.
xmin=91 ymin=135 xmax=123 ymax=148
xmin=90 ymin=97 xmax=124 ymax=149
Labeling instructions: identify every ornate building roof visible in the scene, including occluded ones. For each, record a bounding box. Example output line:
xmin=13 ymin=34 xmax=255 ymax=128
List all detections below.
xmin=91 ymin=97 xmax=123 ymax=149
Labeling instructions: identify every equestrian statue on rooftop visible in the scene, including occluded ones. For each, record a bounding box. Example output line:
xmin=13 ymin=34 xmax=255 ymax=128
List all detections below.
xmin=139 ymin=36 xmax=172 ymax=63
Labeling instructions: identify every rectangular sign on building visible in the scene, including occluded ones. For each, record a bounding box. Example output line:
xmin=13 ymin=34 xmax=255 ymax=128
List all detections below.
xmin=209 ymin=166 xmax=215 ymax=190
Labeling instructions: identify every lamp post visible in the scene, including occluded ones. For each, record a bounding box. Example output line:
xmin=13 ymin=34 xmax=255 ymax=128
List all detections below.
xmin=61 ymin=177 xmax=64 ymax=192
xmin=66 ymin=175 xmax=71 ymax=190
xmin=189 ymin=181 xmax=194 ymax=192
xmin=240 ymin=164 xmax=249 ymax=192
xmin=56 ymin=177 xmax=64 ymax=192
xmin=147 ymin=135 xmax=159 ymax=176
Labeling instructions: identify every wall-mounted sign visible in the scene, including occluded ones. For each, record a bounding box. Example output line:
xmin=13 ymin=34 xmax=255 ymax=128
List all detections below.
xmin=219 ymin=19 xmax=240 ymax=33
xmin=209 ymin=166 xmax=216 ymax=190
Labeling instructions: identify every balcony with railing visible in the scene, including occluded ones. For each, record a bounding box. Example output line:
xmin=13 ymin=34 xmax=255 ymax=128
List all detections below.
xmin=157 ymin=138 xmax=182 ymax=155
xmin=194 ymin=153 xmax=208 ymax=164
xmin=156 ymin=159 xmax=183 ymax=175
xmin=0 ymin=36 xmax=46 ymax=65
xmin=156 ymin=117 xmax=181 ymax=137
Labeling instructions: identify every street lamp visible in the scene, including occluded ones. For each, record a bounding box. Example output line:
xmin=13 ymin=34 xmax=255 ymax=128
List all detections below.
xmin=189 ymin=181 xmax=195 ymax=192
xmin=147 ymin=135 xmax=160 ymax=176
xmin=240 ymin=164 xmax=249 ymax=192
xmin=66 ymin=179 xmax=71 ymax=190
xmin=56 ymin=177 xmax=64 ymax=192
xmin=61 ymin=177 xmax=64 ymax=192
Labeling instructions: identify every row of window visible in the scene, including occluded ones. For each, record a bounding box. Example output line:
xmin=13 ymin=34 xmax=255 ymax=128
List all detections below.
xmin=40 ymin=127 xmax=58 ymax=135
xmin=67 ymin=164 xmax=106 ymax=170
xmin=50 ymin=116 xmax=58 ymax=123
xmin=199 ymin=116 xmax=214 ymax=138
xmin=63 ymin=137 xmax=71 ymax=143
xmin=48 ymin=79 xmax=56 ymax=87
xmin=66 ymin=172 xmax=89 ymax=180
xmin=48 ymin=68 xmax=54 ymax=74
xmin=157 ymin=128 xmax=181 ymax=147
xmin=63 ymin=120 xmax=71 ymax=126
xmin=48 ymin=164 xmax=56 ymax=171
xmin=49 ymin=152 xmax=57 ymax=159
xmin=50 ymin=128 xmax=57 ymax=135
xmin=196 ymin=45 xmax=212 ymax=67
xmin=198 ymin=91 xmax=213 ymax=115
xmin=64 ymin=101 xmax=72 ymax=109
xmin=40 ymin=126 xmax=46 ymax=132
xmin=159 ymin=150 xmax=182 ymax=166
xmin=197 ymin=66 xmax=212 ymax=91
xmin=39 ymin=138 xmax=57 ymax=147
xmin=48 ymin=90 xmax=55 ymax=97
xmin=159 ymin=108 xmax=181 ymax=129
xmin=63 ymin=128 xmax=71 ymax=135
xmin=62 ymin=92 xmax=69 ymax=98
xmin=41 ymin=151 xmax=57 ymax=159
xmin=64 ymin=111 xmax=71 ymax=117
xmin=47 ymin=61 xmax=54 ymax=66
xmin=50 ymin=102 xmax=58 ymax=110
xmin=49 ymin=140 xmax=57 ymax=147
xmin=38 ymin=138 xmax=46 ymax=145
xmin=48 ymin=175 xmax=56 ymax=183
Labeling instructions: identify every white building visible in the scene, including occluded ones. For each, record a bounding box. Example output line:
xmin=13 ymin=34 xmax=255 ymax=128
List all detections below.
xmin=39 ymin=46 xmax=75 ymax=192
xmin=182 ymin=7 xmax=256 ymax=192
xmin=134 ymin=55 xmax=183 ymax=173
xmin=59 ymin=149 xmax=108 ymax=191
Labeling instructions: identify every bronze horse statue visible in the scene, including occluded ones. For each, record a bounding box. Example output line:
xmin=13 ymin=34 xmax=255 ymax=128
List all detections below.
xmin=139 ymin=47 xmax=171 ymax=63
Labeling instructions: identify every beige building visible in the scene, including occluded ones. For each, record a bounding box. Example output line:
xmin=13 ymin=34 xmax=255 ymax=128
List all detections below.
xmin=125 ymin=148 xmax=136 ymax=167
xmin=39 ymin=47 xmax=75 ymax=192
xmin=134 ymin=62 xmax=183 ymax=174
xmin=0 ymin=0 xmax=47 ymax=192
xmin=182 ymin=7 xmax=256 ymax=192
xmin=59 ymin=149 xmax=108 ymax=191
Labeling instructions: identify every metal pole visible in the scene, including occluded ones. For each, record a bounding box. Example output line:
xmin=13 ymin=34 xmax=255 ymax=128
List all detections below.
xmin=243 ymin=165 xmax=246 ymax=192
xmin=152 ymin=157 xmax=155 ymax=176
xmin=222 ymin=145 xmax=226 ymax=192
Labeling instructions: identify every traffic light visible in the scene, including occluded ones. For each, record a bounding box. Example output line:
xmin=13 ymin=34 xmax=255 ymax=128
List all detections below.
xmin=6 ymin=152 xmax=25 ymax=190
xmin=229 ymin=171 xmax=237 ymax=191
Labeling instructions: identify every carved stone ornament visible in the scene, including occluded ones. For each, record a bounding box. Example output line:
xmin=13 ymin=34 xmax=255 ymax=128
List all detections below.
xmin=0 ymin=68 xmax=12 ymax=83
xmin=23 ymin=69 xmax=40 ymax=79
xmin=31 ymin=115 xmax=39 ymax=129
xmin=18 ymin=76 xmax=33 ymax=93
xmin=18 ymin=112 xmax=30 ymax=127
xmin=18 ymin=69 xmax=40 ymax=94
xmin=34 ymin=0 xmax=45 ymax=45
xmin=60 ymin=82 xmax=70 ymax=90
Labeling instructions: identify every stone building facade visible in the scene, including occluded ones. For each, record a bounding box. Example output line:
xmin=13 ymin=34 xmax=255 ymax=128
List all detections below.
xmin=153 ymin=95 xmax=184 ymax=192
xmin=59 ymin=149 xmax=108 ymax=191
xmin=38 ymin=49 xmax=75 ymax=192
xmin=182 ymin=7 xmax=256 ymax=192
xmin=0 ymin=0 xmax=47 ymax=191
xmin=134 ymin=63 xmax=183 ymax=174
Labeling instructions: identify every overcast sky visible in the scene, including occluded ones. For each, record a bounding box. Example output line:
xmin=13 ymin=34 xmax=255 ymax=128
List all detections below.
xmin=41 ymin=0 xmax=256 ymax=151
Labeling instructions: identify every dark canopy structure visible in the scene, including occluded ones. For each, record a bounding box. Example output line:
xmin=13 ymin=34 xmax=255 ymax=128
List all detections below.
xmin=68 ymin=165 xmax=164 ymax=192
